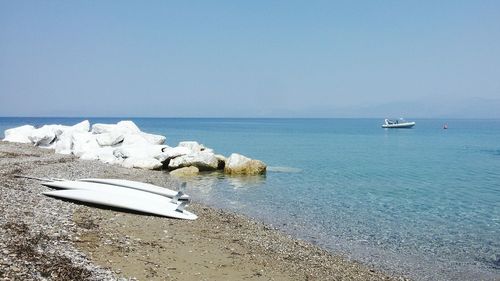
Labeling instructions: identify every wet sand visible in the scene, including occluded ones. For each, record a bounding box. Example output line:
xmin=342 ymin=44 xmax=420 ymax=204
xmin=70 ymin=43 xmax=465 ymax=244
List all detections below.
xmin=0 ymin=142 xmax=407 ymax=280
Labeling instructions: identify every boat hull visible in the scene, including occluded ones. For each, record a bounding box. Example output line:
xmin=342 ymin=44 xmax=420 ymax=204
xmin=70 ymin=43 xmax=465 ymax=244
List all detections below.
xmin=382 ymin=122 xmax=415 ymax=128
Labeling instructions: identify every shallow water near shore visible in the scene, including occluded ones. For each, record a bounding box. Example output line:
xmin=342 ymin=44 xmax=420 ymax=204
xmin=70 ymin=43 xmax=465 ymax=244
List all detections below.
xmin=1 ymin=117 xmax=499 ymax=280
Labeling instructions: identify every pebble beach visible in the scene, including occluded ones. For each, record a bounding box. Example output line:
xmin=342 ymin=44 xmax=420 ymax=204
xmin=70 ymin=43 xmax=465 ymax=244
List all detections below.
xmin=0 ymin=142 xmax=408 ymax=280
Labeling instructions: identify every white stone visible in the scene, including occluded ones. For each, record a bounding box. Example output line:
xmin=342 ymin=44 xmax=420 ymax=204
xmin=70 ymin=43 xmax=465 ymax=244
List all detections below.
xmin=116 ymin=121 xmax=141 ymax=134
xmin=91 ymin=123 xmax=117 ymax=134
xmin=28 ymin=125 xmax=57 ymax=146
xmin=121 ymin=134 xmax=150 ymax=146
xmin=168 ymin=151 xmax=219 ymax=171
xmin=96 ymin=132 xmax=124 ymax=146
xmin=178 ymin=141 xmax=206 ymax=152
xmin=113 ymin=144 xmax=166 ymax=159
xmin=98 ymin=153 xmax=118 ymax=164
xmin=72 ymin=132 xmax=100 ymax=157
xmin=80 ymin=151 xmax=98 ymax=161
xmin=121 ymin=157 xmax=163 ymax=170
xmin=156 ymin=146 xmax=191 ymax=162
xmin=54 ymin=131 xmax=73 ymax=154
xmin=92 ymin=120 xmax=141 ymax=135
xmin=140 ymin=132 xmax=166 ymax=145
xmin=72 ymin=120 xmax=90 ymax=132
xmin=54 ymin=121 xmax=91 ymax=154
xmin=93 ymin=147 xmax=118 ymax=164
xmin=3 ymin=125 xmax=36 ymax=143
xmin=224 ymin=153 xmax=267 ymax=175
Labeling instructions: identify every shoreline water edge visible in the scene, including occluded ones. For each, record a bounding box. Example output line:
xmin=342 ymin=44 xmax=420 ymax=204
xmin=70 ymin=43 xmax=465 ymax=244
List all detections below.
xmin=0 ymin=142 xmax=407 ymax=280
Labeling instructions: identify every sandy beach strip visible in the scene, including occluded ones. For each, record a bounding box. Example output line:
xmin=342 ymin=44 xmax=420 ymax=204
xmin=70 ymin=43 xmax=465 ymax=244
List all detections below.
xmin=0 ymin=142 xmax=408 ymax=280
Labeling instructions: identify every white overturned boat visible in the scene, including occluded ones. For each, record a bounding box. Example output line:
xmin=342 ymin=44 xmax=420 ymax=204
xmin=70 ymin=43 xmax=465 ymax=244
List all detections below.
xmin=78 ymin=178 xmax=189 ymax=200
xmin=41 ymin=180 xmax=196 ymax=220
xmin=382 ymin=118 xmax=415 ymax=128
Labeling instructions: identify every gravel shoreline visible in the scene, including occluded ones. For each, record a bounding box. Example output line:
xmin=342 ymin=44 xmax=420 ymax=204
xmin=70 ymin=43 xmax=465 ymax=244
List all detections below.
xmin=0 ymin=142 xmax=408 ymax=280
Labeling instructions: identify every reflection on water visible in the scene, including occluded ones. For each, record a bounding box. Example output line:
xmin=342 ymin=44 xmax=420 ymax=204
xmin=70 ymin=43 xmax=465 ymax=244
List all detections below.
xmin=190 ymin=172 xmax=267 ymax=189
xmin=267 ymin=166 xmax=302 ymax=173
xmin=225 ymin=174 xmax=266 ymax=189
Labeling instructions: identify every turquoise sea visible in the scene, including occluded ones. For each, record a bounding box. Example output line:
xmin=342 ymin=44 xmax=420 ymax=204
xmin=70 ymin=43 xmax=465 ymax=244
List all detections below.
xmin=1 ymin=117 xmax=499 ymax=280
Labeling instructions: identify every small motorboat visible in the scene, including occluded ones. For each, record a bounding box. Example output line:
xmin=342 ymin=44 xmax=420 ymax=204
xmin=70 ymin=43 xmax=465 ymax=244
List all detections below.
xmin=382 ymin=118 xmax=415 ymax=128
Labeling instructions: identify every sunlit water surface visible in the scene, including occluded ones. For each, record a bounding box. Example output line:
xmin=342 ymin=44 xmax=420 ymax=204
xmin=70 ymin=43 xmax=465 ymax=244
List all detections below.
xmin=1 ymin=118 xmax=499 ymax=280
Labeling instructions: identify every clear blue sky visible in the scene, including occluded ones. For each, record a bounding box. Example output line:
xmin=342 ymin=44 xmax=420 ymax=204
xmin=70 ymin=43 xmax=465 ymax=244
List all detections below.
xmin=1 ymin=1 xmax=499 ymax=117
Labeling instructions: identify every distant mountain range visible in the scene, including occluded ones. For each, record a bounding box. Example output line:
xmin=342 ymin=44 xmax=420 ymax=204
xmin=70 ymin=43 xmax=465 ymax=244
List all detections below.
xmin=300 ymin=97 xmax=500 ymax=119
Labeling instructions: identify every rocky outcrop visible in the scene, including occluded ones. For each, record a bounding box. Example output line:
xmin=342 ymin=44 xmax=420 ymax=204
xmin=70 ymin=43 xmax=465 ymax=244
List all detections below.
xmin=2 ymin=120 xmax=266 ymax=174
xmin=224 ymin=153 xmax=267 ymax=175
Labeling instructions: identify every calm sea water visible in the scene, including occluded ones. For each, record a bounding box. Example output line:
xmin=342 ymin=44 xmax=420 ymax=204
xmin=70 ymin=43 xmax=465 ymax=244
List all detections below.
xmin=1 ymin=117 xmax=499 ymax=280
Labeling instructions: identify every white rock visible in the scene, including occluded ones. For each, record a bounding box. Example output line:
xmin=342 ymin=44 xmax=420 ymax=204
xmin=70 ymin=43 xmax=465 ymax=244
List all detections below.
xmin=121 ymin=157 xmax=163 ymax=170
xmin=72 ymin=132 xmax=100 ymax=157
xmin=3 ymin=125 xmax=36 ymax=143
xmin=54 ymin=131 xmax=73 ymax=154
xmin=94 ymin=147 xmax=118 ymax=164
xmin=121 ymin=134 xmax=150 ymax=146
xmin=98 ymin=153 xmax=119 ymax=164
xmin=178 ymin=141 xmax=206 ymax=152
xmin=113 ymin=144 xmax=166 ymax=159
xmin=224 ymin=153 xmax=267 ymax=175
xmin=80 ymin=151 xmax=98 ymax=161
xmin=117 ymin=121 xmax=141 ymax=134
xmin=54 ymin=121 xmax=91 ymax=154
xmin=168 ymin=151 xmax=219 ymax=171
xmin=140 ymin=132 xmax=166 ymax=145
xmin=92 ymin=120 xmax=141 ymax=135
xmin=96 ymin=132 xmax=124 ymax=146
xmin=91 ymin=123 xmax=117 ymax=134
xmin=28 ymin=125 xmax=57 ymax=146
xmin=156 ymin=146 xmax=191 ymax=162
xmin=72 ymin=120 xmax=90 ymax=132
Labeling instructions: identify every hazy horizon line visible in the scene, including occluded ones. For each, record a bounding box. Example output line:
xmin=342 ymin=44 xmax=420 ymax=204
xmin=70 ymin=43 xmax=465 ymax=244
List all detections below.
xmin=1 ymin=116 xmax=499 ymax=120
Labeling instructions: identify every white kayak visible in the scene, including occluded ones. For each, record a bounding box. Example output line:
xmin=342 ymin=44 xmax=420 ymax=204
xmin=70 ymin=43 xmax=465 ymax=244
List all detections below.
xmin=43 ymin=189 xmax=197 ymax=220
xmin=78 ymin=178 xmax=189 ymax=200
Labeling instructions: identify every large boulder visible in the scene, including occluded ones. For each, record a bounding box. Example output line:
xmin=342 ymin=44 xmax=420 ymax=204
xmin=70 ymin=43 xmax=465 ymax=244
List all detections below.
xmin=116 ymin=120 xmax=141 ymax=134
xmin=95 ymin=147 xmax=119 ymax=164
xmin=79 ymin=147 xmax=118 ymax=164
xmin=224 ymin=153 xmax=266 ymax=175
xmin=28 ymin=125 xmax=59 ymax=146
xmin=3 ymin=125 xmax=36 ymax=143
xmin=91 ymin=120 xmax=141 ymax=135
xmin=72 ymin=132 xmax=100 ymax=157
xmin=178 ymin=141 xmax=206 ymax=152
xmin=121 ymin=157 xmax=163 ymax=170
xmin=72 ymin=120 xmax=90 ymax=132
xmin=168 ymin=151 xmax=219 ymax=171
xmin=121 ymin=133 xmax=150 ymax=146
xmin=113 ymin=144 xmax=166 ymax=159
xmin=140 ymin=132 xmax=166 ymax=145
xmin=156 ymin=146 xmax=191 ymax=162
xmin=170 ymin=166 xmax=199 ymax=177
xmin=91 ymin=123 xmax=116 ymax=134
xmin=96 ymin=131 xmax=124 ymax=146
xmin=54 ymin=120 xmax=90 ymax=154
